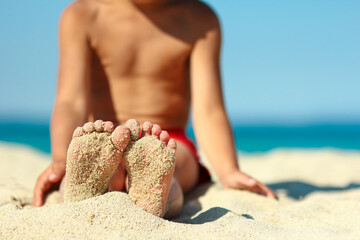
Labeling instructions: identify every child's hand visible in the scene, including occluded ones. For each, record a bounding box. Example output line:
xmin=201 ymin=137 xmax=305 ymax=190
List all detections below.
xmin=33 ymin=161 xmax=66 ymax=207
xmin=222 ymin=170 xmax=278 ymax=199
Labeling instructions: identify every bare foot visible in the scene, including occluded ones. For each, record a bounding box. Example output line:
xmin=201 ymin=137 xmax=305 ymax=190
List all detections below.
xmin=124 ymin=119 xmax=176 ymax=217
xmin=64 ymin=120 xmax=130 ymax=202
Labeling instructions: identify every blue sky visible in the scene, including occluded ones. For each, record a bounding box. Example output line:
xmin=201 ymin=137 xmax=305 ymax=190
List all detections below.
xmin=0 ymin=0 xmax=359 ymax=125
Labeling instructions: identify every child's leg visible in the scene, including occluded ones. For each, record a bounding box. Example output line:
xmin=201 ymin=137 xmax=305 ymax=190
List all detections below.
xmin=165 ymin=129 xmax=212 ymax=193
xmin=173 ymin=142 xmax=200 ymax=193
xmin=163 ymin=146 xmax=200 ymax=219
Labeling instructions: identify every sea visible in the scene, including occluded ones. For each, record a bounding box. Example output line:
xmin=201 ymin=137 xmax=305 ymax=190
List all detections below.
xmin=1 ymin=122 xmax=359 ymax=154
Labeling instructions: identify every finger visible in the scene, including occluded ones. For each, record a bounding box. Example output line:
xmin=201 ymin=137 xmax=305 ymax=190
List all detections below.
xmin=254 ymin=181 xmax=278 ymax=199
xmin=33 ymin=166 xmax=57 ymax=206
xmin=49 ymin=169 xmax=65 ymax=182
xmin=232 ymin=172 xmax=277 ymax=199
xmin=33 ymin=175 xmax=51 ymax=207
xmin=236 ymin=177 xmax=270 ymax=197
xmin=260 ymin=184 xmax=278 ymax=200
xmin=33 ymin=183 xmax=44 ymax=207
xmin=33 ymin=171 xmax=46 ymax=206
xmin=33 ymin=191 xmax=43 ymax=207
xmin=234 ymin=175 xmax=257 ymax=190
xmin=246 ymin=182 xmax=264 ymax=195
xmin=49 ymin=173 xmax=62 ymax=182
xmin=49 ymin=162 xmax=66 ymax=182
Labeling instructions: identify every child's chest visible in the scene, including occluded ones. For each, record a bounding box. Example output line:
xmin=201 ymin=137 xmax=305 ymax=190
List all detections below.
xmin=88 ymin=10 xmax=197 ymax=77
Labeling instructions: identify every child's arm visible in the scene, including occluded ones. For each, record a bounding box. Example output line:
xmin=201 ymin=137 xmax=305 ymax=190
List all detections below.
xmin=33 ymin=3 xmax=90 ymax=206
xmin=190 ymin=8 xmax=276 ymax=199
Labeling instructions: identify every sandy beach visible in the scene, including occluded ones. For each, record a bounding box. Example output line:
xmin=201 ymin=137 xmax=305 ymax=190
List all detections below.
xmin=1 ymin=142 xmax=360 ymax=239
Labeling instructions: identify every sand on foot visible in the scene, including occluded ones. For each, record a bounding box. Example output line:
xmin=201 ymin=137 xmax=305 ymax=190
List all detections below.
xmin=123 ymin=120 xmax=176 ymax=217
xmin=64 ymin=120 xmax=130 ymax=202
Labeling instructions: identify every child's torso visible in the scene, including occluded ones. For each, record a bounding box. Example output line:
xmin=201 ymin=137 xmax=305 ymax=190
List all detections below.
xmin=83 ymin=0 xmax=202 ymax=129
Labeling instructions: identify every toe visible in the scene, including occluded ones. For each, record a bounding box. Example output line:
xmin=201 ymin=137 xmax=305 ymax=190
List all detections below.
xmin=103 ymin=121 xmax=115 ymax=133
xmin=124 ymin=119 xmax=141 ymax=141
xmin=167 ymin=139 xmax=177 ymax=150
xmin=159 ymin=131 xmax=170 ymax=145
xmin=151 ymin=124 xmax=162 ymax=138
xmin=83 ymin=122 xmax=95 ymax=133
xmin=94 ymin=120 xmax=104 ymax=132
xmin=142 ymin=121 xmax=153 ymax=136
xmin=72 ymin=127 xmax=84 ymax=138
xmin=111 ymin=126 xmax=131 ymax=152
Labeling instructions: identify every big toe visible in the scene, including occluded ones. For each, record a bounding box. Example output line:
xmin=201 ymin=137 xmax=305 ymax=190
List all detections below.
xmin=111 ymin=126 xmax=131 ymax=152
xmin=124 ymin=119 xmax=141 ymax=141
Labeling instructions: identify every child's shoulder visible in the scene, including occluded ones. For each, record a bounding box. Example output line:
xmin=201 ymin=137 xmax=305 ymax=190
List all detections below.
xmin=61 ymin=0 xmax=97 ymax=24
xmin=181 ymin=0 xmax=220 ymax=28
xmin=186 ymin=1 xmax=217 ymax=15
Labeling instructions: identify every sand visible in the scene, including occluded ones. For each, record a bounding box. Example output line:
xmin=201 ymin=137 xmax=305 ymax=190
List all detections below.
xmin=1 ymin=142 xmax=360 ymax=239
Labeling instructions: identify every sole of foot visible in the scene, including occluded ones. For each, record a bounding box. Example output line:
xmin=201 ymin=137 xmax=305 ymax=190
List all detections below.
xmin=64 ymin=120 xmax=130 ymax=202
xmin=124 ymin=119 xmax=176 ymax=217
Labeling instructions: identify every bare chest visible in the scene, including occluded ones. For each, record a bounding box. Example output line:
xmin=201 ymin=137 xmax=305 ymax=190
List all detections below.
xmin=88 ymin=10 xmax=194 ymax=77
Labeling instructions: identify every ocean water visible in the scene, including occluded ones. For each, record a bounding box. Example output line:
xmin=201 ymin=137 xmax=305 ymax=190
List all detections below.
xmin=0 ymin=122 xmax=359 ymax=154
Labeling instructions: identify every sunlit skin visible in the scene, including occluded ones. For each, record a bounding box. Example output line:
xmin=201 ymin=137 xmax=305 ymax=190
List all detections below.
xmin=33 ymin=0 xmax=277 ymax=212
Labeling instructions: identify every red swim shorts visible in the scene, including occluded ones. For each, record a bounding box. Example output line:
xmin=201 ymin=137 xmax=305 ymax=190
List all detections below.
xmin=166 ymin=129 xmax=211 ymax=184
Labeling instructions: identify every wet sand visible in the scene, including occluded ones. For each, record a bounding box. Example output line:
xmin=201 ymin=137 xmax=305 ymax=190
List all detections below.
xmin=1 ymin=142 xmax=360 ymax=239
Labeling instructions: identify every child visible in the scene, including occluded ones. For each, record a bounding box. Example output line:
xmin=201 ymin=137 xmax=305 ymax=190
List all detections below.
xmin=33 ymin=0 xmax=277 ymax=218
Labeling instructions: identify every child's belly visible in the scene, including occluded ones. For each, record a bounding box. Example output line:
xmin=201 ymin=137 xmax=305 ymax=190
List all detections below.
xmin=89 ymin=76 xmax=191 ymax=129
